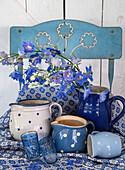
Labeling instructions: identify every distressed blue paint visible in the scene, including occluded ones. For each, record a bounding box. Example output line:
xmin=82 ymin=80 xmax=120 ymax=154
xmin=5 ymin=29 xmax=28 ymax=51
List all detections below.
xmin=10 ymin=19 xmax=122 ymax=90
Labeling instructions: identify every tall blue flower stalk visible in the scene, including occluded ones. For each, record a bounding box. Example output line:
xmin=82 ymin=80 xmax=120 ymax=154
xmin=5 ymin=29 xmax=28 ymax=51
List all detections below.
xmin=0 ymin=41 xmax=96 ymax=100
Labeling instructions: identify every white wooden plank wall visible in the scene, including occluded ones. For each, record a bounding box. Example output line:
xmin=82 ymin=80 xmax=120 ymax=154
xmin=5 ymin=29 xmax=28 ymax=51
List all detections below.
xmin=0 ymin=0 xmax=124 ymax=115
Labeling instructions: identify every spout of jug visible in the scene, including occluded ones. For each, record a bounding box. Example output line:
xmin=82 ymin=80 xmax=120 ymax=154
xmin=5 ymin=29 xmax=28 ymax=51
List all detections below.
xmin=51 ymin=120 xmax=59 ymax=128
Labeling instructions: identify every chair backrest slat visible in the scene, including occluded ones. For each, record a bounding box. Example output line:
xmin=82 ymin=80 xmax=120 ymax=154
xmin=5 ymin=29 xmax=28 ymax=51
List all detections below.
xmin=10 ymin=19 xmax=122 ymax=90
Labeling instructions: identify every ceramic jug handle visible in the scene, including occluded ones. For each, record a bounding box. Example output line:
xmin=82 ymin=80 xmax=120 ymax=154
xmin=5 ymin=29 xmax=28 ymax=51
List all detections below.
xmin=86 ymin=120 xmax=95 ymax=134
xmin=91 ymin=131 xmax=99 ymax=135
xmin=109 ymin=96 xmax=125 ymax=128
xmin=49 ymin=103 xmax=62 ymax=117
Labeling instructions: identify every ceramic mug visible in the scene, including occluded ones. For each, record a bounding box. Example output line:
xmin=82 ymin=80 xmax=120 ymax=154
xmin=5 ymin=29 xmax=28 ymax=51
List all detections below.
xmin=51 ymin=115 xmax=95 ymax=153
xmin=87 ymin=131 xmax=122 ymax=158
xmin=9 ymin=99 xmax=62 ymax=141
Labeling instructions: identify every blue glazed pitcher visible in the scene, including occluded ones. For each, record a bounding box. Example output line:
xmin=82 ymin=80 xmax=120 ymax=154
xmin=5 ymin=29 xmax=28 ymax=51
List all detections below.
xmin=76 ymin=86 xmax=125 ymax=131
xmin=51 ymin=115 xmax=95 ymax=153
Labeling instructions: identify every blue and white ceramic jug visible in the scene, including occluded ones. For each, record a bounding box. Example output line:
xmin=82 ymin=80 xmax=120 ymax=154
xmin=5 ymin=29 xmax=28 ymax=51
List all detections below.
xmin=9 ymin=99 xmax=62 ymax=141
xmin=51 ymin=115 xmax=94 ymax=153
xmin=76 ymin=86 xmax=125 ymax=131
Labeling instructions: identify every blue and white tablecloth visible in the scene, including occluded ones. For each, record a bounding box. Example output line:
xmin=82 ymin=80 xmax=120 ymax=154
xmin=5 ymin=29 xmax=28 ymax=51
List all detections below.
xmin=0 ymin=86 xmax=124 ymax=169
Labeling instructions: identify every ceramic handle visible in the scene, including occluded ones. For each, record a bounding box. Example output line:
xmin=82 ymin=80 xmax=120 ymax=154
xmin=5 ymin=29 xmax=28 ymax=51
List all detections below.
xmin=91 ymin=131 xmax=99 ymax=135
xmin=108 ymin=96 xmax=125 ymax=128
xmin=49 ymin=103 xmax=62 ymax=117
xmin=86 ymin=120 xmax=95 ymax=134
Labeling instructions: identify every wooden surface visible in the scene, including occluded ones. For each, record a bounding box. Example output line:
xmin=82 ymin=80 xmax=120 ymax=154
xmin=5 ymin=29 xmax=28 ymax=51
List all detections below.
xmin=0 ymin=0 xmax=125 ymax=115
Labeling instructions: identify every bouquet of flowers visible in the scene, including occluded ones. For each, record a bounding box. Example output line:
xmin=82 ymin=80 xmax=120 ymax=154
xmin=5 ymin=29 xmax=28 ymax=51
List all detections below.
xmin=0 ymin=41 xmax=107 ymax=102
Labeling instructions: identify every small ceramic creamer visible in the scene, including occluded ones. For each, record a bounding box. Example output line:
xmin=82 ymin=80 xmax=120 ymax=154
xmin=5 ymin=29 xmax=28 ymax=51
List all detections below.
xmin=9 ymin=99 xmax=62 ymax=141
xmin=51 ymin=115 xmax=95 ymax=153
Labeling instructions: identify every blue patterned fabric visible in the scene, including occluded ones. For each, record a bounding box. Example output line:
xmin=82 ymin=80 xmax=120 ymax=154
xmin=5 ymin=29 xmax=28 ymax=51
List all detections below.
xmin=0 ymin=86 xmax=124 ymax=169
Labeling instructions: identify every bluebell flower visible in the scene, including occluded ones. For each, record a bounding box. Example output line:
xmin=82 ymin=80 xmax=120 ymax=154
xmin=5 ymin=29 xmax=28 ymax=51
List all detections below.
xmin=18 ymin=49 xmax=26 ymax=57
xmin=0 ymin=51 xmax=8 ymax=59
xmin=46 ymin=47 xmax=61 ymax=57
xmin=75 ymin=72 xmax=87 ymax=86
xmin=99 ymin=90 xmax=109 ymax=103
xmin=22 ymin=83 xmax=29 ymax=91
xmin=25 ymin=67 xmax=38 ymax=80
xmin=61 ymin=58 xmax=67 ymax=68
xmin=23 ymin=41 xmax=35 ymax=53
xmin=83 ymin=86 xmax=92 ymax=100
xmin=9 ymin=71 xmax=24 ymax=83
xmin=47 ymin=65 xmax=52 ymax=71
xmin=41 ymin=48 xmax=51 ymax=56
xmin=45 ymin=55 xmax=53 ymax=63
xmin=71 ymin=56 xmax=81 ymax=64
xmin=85 ymin=65 xmax=93 ymax=81
xmin=54 ymin=74 xmax=62 ymax=84
xmin=51 ymin=58 xmax=61 ymax=67
xmin=29 ymin=53 xmax=42 ymax=66
xmin=0 ymin=51 xmax=13 ymax=65
xmin=35 ymin=76 xmax=45 ymax=85
xmin=13 ymin=61 xmax=23 ymax=66
xmin=63 ymin=70 xmax=73 ymax=82
xmin=59 ymin=78 xmax=67 ymax=91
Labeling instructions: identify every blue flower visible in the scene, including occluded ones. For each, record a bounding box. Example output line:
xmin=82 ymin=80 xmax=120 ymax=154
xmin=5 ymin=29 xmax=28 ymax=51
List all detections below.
xmin=23 ymin=41 xmax=35 ymax=53
xmin=36 ymin=76 xmax=45 ymax=85
xmin=60 ymin=79 xmax=68 ymax=91
xmin=46 ymin=47 xmax=61 ymax=57
xmin=83 ymin=86 xmax=92 ymax=100
xmin=75 ymin=72 xmax=87 ymax=86
xmin=25 ymin=67 xmax=38 ymax=80
xmin=71 ymin=57 xmax=81 ymax=64
xmin=99 ymin=90 xmax=109 ymax=103
xmin=29 ymin=53 xmax=42 ymax=66
xmin=9 ymin=71 xmax=24 ymax=83
xmin=85 ymin=66 xmax=93 ymax=81
xmin=47 ymin=65 xmax=52 ymax=71
xmin=63 ymin=70 xmax=73 ymax=82
xmin=45 ymin=55 xmax=53 ymax=63
xmin=51 ymin=58 xmax=61 ymax=67
xmin=0 ymin=51 xmax=12 ymax=65
xmin=54 ymin=74 xmax=62 ymax=84
xmin=41 ymin=48 xmax=51 ymax=56
xmin=61 ymin=59 xmax=67 ymax=68
xmin=13 ymin=61 xmax=23 ymax=66
xmin=18 ymin=49 xmax=26 ymax=57
xmin=22 ymin=83 xmax=29 ymax=91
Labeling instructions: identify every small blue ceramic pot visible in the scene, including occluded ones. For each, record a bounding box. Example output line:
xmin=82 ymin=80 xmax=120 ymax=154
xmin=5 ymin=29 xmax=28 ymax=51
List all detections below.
xmin=51 ymin=115 xmax=95 ymax=153
xmin=87 ymin=131 xmax=122 ymax=158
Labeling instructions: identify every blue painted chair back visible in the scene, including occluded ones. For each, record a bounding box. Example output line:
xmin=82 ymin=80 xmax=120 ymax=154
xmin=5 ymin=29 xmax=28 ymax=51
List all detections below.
xmin=10 ymin=19 xmax=122 ymax=90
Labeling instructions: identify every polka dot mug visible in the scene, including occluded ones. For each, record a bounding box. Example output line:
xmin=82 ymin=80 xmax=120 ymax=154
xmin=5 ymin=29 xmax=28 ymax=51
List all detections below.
xmin=9 ymin=99 xmax=62 ymax=141
xmin=87 ymin=131 xmax=122 ymax=158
